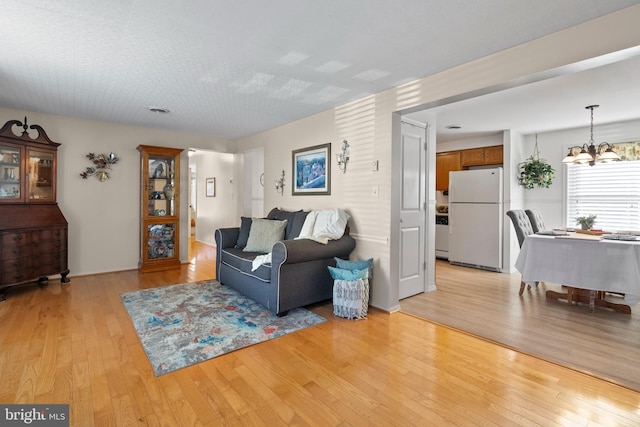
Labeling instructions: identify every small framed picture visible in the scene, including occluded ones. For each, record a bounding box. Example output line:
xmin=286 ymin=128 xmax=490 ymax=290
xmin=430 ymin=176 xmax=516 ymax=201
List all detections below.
xmin=206 ymin=177 xmax=216 ymax=197
xmin=292 ymin=143 xmax=331 ymax=195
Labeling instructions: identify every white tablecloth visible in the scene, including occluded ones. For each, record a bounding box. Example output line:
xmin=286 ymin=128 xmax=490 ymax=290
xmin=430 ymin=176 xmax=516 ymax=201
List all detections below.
xmin=515 ymin=234 xmax=640 ymax=305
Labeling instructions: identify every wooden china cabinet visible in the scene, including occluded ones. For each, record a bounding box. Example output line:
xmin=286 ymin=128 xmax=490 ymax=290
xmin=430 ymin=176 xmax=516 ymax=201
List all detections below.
xmin=137 ymin=145 xmax=183 ymax=273
xmin=0 ymin=118 xmax=69 ymax=301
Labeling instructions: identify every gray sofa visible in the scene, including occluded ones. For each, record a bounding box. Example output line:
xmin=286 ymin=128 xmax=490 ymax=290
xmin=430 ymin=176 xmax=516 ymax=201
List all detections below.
xmin=215 ymin=208 xmax=356 ymax=316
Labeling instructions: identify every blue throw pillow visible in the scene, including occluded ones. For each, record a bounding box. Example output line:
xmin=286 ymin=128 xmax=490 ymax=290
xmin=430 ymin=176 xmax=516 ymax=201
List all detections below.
xmin=235 ymin=217 xmax=252 ymax=249
xmin=335 ymin=257 xmax=373 ymax=271
xmin=327 ymin=266 xmax=369 ymax=281
xmin=289 ymin=211 xmax=310 ymax=239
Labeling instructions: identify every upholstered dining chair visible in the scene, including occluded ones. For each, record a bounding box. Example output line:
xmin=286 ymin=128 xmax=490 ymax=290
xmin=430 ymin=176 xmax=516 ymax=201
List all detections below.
xmin=525 ymin=209 xmax=546 ymax=233
xmin=506 ymin=210 xmax=538 ymax=295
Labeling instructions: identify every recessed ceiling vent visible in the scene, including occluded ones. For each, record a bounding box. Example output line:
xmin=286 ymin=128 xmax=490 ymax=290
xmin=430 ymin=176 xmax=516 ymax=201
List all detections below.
xmin=148 ymin=107 xmax=170 ymax=114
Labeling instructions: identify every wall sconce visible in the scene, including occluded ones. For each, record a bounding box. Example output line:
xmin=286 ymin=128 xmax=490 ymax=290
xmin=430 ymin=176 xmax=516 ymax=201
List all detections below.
xmin=274 ymin=170 xmax=285 ymax=195
xmin=336 ymin=139 xmax=350 ymax=173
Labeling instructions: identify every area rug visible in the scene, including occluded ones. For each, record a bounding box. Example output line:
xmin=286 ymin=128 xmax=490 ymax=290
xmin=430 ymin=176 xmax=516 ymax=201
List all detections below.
xmin=121 ymin=280 xmax=326 ymax=376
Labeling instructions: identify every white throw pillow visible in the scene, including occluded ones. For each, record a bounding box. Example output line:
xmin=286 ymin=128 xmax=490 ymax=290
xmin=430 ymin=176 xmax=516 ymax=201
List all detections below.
xmin=243 ymin=218 xmax=287 ymax=253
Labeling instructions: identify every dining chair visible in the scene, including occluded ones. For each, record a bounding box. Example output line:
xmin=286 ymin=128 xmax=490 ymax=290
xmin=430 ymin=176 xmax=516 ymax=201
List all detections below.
xmin=506 ymin=210 xmax=538 ymax=295
xmin=525 ymin=209 xmax=546 ymax=233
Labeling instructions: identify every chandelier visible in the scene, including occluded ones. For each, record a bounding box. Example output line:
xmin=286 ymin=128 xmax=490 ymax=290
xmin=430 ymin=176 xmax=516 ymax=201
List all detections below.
xmin=562 ymin=105 xmax=621 ymax=166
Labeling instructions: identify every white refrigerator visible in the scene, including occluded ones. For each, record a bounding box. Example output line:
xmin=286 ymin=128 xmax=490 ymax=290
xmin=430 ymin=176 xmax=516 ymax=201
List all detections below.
xmin=448 ymin=167 xmax=503 ymax=272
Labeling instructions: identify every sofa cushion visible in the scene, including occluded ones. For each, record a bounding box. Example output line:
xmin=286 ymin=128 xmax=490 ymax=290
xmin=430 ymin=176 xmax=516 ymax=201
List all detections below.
xmin=267 ymin=208 xmax=306 ymax=239
xmin=243 ymin=218 xmax=287 ymax=253
xmin=221 ymin=248 xmax=271 ymax=282
xmin=235 ymin=216 xmax=252 ymax=249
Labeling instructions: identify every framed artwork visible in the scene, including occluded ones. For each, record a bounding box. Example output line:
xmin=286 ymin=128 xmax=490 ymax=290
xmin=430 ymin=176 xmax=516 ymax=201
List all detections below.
xmin=292 ymin=143 xmax=331 ymax=195
xmin=205 ymin=177 xmax=216 ymax=197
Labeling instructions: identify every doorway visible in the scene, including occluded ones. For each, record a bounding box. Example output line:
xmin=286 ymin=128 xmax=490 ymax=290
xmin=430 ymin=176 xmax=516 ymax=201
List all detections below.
xmin=189 ymin=165 xmax=196 ymax=237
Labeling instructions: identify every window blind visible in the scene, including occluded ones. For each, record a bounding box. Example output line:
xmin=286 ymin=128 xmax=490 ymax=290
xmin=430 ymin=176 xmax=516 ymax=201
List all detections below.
xmin=566 ymin=161 xmax=640 ymax=231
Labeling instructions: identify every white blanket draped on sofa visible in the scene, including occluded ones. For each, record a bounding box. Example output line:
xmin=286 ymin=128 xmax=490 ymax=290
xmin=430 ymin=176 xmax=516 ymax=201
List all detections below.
xmin=296 ymin=208 xmax=350 ymax=244
xmin=251 ymin=253 xmax=272 ymax=271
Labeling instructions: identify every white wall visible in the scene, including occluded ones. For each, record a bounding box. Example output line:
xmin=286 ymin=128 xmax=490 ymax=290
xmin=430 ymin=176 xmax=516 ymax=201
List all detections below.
xmin=0 ymin=107 xmax=235 ymax=276
xmin=236 ymin=7 xmax=640 ymax=312
xmin=189 ymin=150 xmax=238 ymax=246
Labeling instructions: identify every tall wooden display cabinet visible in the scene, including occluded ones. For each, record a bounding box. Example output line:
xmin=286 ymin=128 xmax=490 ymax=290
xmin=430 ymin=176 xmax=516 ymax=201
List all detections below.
xmin=137 ymin=145 xmax=183 ymax=273
xmin=0 ymin=118 xmax=69 ymax=301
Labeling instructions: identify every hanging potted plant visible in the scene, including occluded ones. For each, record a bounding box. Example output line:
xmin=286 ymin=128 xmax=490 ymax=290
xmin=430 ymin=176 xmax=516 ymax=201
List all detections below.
xmin=517 ymin=135 xmax=555 ymax=189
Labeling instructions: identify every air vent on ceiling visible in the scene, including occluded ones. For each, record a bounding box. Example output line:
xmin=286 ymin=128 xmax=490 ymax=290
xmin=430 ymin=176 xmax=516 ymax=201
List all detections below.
xmin=148 ymin=107 xmax=170 ymax=114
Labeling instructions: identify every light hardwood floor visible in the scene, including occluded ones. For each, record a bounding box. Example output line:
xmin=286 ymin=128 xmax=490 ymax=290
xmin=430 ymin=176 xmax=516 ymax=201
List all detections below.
xmin=402 ymin=260 xmax=640 ymax=393
xmin=1 ymin=241 xmax=639 ymax=426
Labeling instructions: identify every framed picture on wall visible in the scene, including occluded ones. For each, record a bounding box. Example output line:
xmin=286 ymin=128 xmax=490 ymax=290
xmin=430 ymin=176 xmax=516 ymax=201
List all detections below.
xmin=292 ymin=143 xmax=331 ymax=195
xmin=206 ymin=177 xmax=216 ymax=197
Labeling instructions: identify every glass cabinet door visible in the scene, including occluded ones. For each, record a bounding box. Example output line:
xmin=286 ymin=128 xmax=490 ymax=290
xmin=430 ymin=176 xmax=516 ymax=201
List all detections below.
xmin=147 ymin=223 xmax=176 ymax=259
xmin=147 ymin=156 xmax=176 ymax=217
xmin=138 ymin=144 xmax=182 ymax=273
xmin=0 ymin=145 xmax=21 ymax=200
xmin=27 ymin=149 xmax=55 ymax=201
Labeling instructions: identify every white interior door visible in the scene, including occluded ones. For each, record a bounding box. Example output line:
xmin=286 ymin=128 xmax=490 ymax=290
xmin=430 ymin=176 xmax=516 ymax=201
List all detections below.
xmin=399 ymin=120 xmax=426 ymax=299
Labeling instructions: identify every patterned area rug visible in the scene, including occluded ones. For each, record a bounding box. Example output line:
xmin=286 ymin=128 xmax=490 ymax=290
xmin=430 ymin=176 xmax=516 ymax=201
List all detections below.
xmin=121 ymin=280 xmax=326 ymax=376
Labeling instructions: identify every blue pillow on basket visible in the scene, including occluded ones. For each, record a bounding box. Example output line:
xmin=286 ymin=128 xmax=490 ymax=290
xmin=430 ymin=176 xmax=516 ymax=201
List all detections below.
xmin=335 ymin=257 xmax=373 ymax=272
xmin=327 ymin=266 xmax=369 ymax=281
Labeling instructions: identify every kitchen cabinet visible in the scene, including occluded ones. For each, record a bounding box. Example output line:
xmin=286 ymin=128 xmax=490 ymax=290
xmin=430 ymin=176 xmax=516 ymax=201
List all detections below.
xmin=435 ymin=151 xmax=461 ymax=191
xmin=137 ymin=145 xmax=183 ymax=273
xmin=0 ymin=118 xmax=69 ymax=300
xmin=460 ymin=145 xmax=503 ymax=167
xmin=460 ymin=148 xmax=485 ymax=167
xmin=484 ymin=145 xmax=504 ymax=165
xmin=436 ymin=145 xmax=503 ymax=191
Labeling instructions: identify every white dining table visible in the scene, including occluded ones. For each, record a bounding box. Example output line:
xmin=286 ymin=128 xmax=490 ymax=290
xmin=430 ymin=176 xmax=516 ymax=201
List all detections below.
xmin=515 ymin=233 xmax=640 ymax=310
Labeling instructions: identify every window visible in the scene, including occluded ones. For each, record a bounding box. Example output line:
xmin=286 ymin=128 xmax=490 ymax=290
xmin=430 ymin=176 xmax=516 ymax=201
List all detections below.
xmin=566 ymin=161 xmax=640 ymax=231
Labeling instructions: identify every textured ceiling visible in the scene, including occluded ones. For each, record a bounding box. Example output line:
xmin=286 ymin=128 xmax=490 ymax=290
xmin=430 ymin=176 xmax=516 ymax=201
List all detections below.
xmin=1 ymin=0 xmax=639 ymax=140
